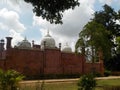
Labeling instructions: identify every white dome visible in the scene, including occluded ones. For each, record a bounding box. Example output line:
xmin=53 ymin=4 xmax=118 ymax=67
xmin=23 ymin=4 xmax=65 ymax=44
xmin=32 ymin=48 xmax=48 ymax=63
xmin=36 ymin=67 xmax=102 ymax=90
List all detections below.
xmin=62 ymin=43 xmax=72 ymax=53
xmin=17 ymin=37 xmax=31 ymax=49
xmin=41 ymin=31 xmax=56 ymax=49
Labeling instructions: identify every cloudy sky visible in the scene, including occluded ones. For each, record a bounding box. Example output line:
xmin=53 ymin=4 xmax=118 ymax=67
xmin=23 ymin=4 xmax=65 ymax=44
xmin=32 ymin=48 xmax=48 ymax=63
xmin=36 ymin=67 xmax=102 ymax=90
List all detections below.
xmin=0 ymin=0 xmax=120 ymax=51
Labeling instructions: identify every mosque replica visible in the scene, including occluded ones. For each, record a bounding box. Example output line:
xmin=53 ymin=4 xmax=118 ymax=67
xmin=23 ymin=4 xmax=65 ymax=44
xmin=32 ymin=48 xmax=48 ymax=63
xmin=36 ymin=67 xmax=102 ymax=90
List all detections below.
xmin=0 ymin=31 xmax=104 ymax=78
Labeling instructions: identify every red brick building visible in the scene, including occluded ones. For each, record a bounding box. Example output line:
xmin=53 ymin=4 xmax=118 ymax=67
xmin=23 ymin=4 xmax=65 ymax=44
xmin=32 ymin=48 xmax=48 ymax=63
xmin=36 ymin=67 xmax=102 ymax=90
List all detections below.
xmin=0 ymin=32 xmax=104 ymax=77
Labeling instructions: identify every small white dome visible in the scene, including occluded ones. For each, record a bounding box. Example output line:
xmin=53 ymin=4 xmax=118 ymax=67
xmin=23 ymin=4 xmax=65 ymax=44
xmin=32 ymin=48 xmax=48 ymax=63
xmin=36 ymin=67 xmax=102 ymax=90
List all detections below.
xmin=41 ymin=31 xmax=56 ymax=49
xmin=62 ymin=43 xmax=72 ymax=53
xmin=17 ymin=37 xmax=31 ymax=49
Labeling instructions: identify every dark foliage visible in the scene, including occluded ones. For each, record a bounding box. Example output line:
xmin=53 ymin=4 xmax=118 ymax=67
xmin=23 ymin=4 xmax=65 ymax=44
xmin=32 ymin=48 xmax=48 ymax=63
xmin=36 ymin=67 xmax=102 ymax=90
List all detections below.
xmin=93 ymin=4 xmax=120 ymax=70
xmin=94 ymin=4 xmax=120 ymax=57
xmin=104 ymin=70 xmax=111 ymax=76
xmin=24 ymin=0 xmax=80 ymax=24
xmin=104 ymin=54 xmax=120 ymax=71
xmin=94 ymin=4 xmax=120 ymax=38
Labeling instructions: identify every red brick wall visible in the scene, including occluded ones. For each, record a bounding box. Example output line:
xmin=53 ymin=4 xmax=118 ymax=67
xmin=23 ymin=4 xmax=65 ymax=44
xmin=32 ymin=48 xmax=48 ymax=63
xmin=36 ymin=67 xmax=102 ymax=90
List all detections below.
xmin=0 ymin=48 xmax=104 ymax=77
xmin=5 ymin=48 xmax=44 ymax=76
xmin=44 ymin=49 xmax=62 ymax=74
xmin=62 ymin=53 xmax=84 ymax=74
xmin=84 ymin=62 xmax=104 ymax=75
xmin=0 ymin=51 xmax=6 ymax=69
xmin=0 ymin=59 xmax=5 ymax=69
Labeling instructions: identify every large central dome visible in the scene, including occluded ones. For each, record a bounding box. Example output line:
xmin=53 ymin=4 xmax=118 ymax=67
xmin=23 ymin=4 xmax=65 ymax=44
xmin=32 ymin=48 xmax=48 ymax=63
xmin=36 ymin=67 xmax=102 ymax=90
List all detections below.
xmin=41 ymin=31 xmax=56 ymax=49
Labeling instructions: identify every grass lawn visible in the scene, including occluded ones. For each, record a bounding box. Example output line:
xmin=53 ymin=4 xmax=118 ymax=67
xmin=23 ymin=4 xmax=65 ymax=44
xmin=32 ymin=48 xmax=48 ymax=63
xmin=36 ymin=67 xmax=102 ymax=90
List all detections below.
xmin=45 ymin=83 xmax=78 ymax=90
xmin=97 ymin=79 xmax=120 ymax=86
xmin=20 ymin=82 xmax=78 ymax=90
xmin=20 ymin=78 xmax=120 ymax=90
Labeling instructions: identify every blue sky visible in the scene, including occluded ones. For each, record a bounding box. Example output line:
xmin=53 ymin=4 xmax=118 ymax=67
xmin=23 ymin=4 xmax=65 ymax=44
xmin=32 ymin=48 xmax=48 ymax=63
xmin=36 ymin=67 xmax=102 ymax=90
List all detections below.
xmin=0 ymin=0 xmax=120 ymax=51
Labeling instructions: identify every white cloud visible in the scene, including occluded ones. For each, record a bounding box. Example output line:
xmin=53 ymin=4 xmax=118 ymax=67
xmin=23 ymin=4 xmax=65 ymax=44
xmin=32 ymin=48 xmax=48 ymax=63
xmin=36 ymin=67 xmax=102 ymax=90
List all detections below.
xmin=33 ymin=0 xmax=95 ymax=51
xmin=0 ymin=22 xmax=8 ymax=30
xmin=0 ymin=8 xmax=26 ymax=47
xmin=6 ymin=0 xmax=21 ymax=12
xmin=0 ymin=0 xmax=33 ymax=13
xmin=9 ymin=29 xmax=24 ymax=46
xmin=99 ymin=0 xmax=112 ymax=5
xmin=0 ymin=0 xmax=21 ymax=12
xmin=0 ymin=8 xmax=26 ymax=32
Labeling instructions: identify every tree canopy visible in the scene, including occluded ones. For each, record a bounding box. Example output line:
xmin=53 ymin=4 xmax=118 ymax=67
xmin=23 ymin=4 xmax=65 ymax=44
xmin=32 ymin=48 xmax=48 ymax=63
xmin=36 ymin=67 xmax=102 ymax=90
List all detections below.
xmin=76 ymin=4 xmax=120 ymax=71
xmin=116 ymin=36 xmax=120 ymax=54
xmin=24 ymin=0 xmax=80 ymax=24
xmin=75 ymin=21 xmax=112 ymax=61
xmin=94 ymin=4 xmax=120 ymax=46
xmin=93 ymin=4 xmax=120 ymax=66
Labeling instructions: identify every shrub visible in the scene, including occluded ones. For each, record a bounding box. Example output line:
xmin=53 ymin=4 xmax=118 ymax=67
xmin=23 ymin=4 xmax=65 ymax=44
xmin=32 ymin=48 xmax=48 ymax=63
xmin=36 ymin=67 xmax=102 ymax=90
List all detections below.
xmin=92 ymin=72 xmax=102 ymax=77
xmin=78 ymin=74 xmax=96 ymax=90
xmin=0 ymin=69 xmax=24 ymax=90
xmin=104 ymin=70 xmax=111 ymax=76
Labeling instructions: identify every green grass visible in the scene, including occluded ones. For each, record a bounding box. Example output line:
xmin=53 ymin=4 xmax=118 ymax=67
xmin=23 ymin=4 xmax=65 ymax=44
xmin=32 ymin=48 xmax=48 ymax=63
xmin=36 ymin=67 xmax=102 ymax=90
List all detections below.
xmin=97 ymin=79 xmax=120 ymax=86
xmin=19 ymin=79 xmax=120 ymax=90
xmin=45 ymin=83 xmax=78 ymax=90
xmin=20 ymin=82 xmax=78 ymax=90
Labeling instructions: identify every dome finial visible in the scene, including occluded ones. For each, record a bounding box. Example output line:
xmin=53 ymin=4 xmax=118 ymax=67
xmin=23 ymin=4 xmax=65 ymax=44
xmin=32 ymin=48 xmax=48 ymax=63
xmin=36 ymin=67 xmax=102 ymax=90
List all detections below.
xmin=45 ymin=29 xmax=51 ymax=37
xmin=66 ymin=42 xmax=68 ymax=46
xmin=47 ymin=29 xmax=49 ymax=35
xmin=24 ymin=36 xmax=27 ymax=40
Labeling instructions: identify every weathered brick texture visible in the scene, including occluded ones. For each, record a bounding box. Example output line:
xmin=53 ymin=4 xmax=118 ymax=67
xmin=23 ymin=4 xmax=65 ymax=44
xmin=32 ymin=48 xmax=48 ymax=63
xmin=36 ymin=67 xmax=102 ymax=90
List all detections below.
xmin=0 ymin=48 xmax=104 ymax=76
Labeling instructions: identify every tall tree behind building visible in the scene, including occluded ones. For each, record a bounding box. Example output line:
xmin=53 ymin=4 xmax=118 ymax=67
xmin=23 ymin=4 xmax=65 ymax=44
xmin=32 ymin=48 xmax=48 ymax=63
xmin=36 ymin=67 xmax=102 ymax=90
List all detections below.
xmin=76 ymin=4 xmax=120 ymax=71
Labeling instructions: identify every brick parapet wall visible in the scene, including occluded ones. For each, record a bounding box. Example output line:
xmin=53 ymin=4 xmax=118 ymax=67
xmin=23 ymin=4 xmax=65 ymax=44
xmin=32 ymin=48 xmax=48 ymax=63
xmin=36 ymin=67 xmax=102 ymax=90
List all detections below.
xmin=5 ymin=48 xmax=44 ymax=76
xmin=0 ymin=48 xmax=104 ymax=77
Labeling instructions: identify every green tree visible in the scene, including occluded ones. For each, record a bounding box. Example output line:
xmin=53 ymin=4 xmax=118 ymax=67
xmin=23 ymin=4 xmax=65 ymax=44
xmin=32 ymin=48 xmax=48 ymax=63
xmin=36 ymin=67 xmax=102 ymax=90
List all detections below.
xmin=24 ymin=0 xmax=80 ymax=24
xmin=76 ymin=5 xmax=120 ymax=71
xmin=75 ymin=21 xmax=112 ymax=61
xmin=116 ymin=36 xmax=120 ymax=54
xmin=0 ymin=69 xmax=24 ymax=90
xmin=93 ymin=4 xmax=120 ymax=55
xmin=105 ymin=36 xmax=120 ymax=71
xmin=93 ymin=4 xmax=120 ymax=71
xmin=75 ymin=37 xmax=85 ymax=55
